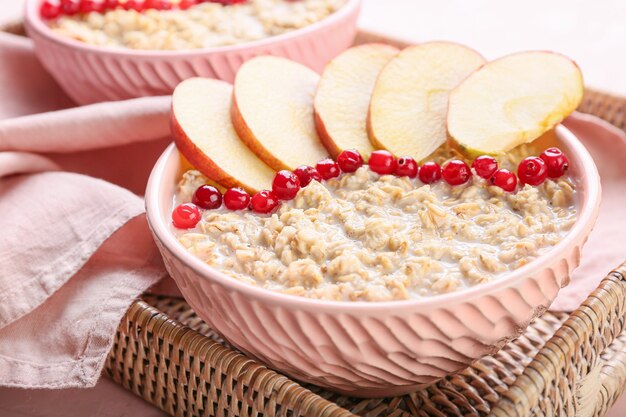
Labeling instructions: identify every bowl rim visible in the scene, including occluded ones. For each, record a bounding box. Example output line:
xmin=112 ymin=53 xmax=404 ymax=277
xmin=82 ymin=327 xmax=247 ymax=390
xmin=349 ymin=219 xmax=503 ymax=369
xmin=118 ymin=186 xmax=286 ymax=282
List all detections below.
xmin=146 ymin=124 xmax=601 ymax=313
xmin=24 ymin=0 xmax=362 ymax=57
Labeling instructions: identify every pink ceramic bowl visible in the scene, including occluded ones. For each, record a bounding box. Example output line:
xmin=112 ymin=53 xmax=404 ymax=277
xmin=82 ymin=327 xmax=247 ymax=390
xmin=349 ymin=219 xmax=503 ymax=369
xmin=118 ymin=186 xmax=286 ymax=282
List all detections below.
xmin=146 ymin=125 xmax=601 ymax=397
xmin=24 ymin=0 xmax=361 ymax=105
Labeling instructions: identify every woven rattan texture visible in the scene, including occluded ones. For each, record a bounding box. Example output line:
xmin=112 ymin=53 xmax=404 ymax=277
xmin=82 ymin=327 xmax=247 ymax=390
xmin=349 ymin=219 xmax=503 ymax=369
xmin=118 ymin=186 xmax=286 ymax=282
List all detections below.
xmin=144 ymin=296 xmax=569 ymax=417
xmin=579 ymin=90 xmax=626 ymax=132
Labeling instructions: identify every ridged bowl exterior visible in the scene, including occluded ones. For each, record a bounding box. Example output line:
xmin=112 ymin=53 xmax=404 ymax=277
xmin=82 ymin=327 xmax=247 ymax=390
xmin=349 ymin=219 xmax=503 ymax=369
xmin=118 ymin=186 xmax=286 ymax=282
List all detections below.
xmin=156 ymin=237 xmax=576 ymax=397
xmin=145 ymin=125 xmax=601 ymax=397
xmin=24 ymin=0 xmax=361 ymax=105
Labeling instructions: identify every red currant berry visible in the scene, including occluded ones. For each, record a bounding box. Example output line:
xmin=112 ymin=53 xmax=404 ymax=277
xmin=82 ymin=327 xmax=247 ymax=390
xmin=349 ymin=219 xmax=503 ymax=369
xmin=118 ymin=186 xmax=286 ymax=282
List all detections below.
xmin=293 ymin=165 xmax=322 ymax=187
xmin=316 ymin=159 xmax=341 ymax=180
xmin=418 ymin=162 xmax=442 ymax=184
xmin=368 ymin=150 xmax=396 ymax=175
xmin=40 ymin=1 xmax=61 ymax=18
xmin=123 ymin=0 xmax=144 ymax=11
xmin=394 ymin=156 xmax=418 ymax=178
xmin=60 ymin=0 xmax=80 ymax=15
xmin=442 ymin=160 xmax=471 ymax=186
xmin=192 ymin=184 xmax=222 ymax=209
xmin=490 ymin=169 xmax=518 ymax=192
xmin=178 ymin=0 xmax=196 ymax=9
xmin=145 ymin=0 xmax=172 ymax=9
xmin=172 ymin=203 xmax=201 ymax=229
xmin=272 ymin=170 xmax=301 ymax=200
xmin=472 ymin=155 xmax=498 ymax=179
xmin=224 ymin=188 xmax=250 ymax=210
xmin=517 ymin=156 xmax=548 ymax=186
xmin=103 ymin=0 xmax=120 ymax=10
xmin=540 ymin=147 xmax=569 ymax=179
xmin=337 ymin=149 xmax=364 ymax=173
xmin=78 ymin=0 xmax=98 ymax=13
xmin=250 ymin=190 xmax=279 ymax=214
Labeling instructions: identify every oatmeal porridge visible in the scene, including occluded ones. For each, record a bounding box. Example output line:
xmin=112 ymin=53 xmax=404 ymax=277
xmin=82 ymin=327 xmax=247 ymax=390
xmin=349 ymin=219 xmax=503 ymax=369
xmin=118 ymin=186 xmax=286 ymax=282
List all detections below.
xmin=48 ymin=0 xmax=348 ymax=50
xmin=174 ymin=146 xmax=577 ymax=302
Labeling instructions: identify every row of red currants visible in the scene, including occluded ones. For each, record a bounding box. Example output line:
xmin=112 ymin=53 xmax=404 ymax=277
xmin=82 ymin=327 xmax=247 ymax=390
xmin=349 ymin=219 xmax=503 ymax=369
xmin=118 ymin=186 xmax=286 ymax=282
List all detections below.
xmin=172 ymin=147 xmax=569 ymax=229
xmin=474 ymin=147 xmax=569 ymax=192
xmin=40 ymin=0 xmax=245 ymax=19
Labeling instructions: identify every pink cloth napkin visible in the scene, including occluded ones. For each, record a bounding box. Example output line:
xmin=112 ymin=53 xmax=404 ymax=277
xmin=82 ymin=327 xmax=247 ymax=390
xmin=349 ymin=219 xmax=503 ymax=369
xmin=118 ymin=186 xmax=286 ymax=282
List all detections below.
xmin=0 ymin=31 xmax=172 ymax=389
xmin=0 ymin=27 xmax=625 ymax=391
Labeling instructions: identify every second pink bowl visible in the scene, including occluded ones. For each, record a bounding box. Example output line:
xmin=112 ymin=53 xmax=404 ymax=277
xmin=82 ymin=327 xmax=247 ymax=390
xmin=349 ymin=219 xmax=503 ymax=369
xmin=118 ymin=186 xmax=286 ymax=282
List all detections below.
xmin=24 ymin=0 xmax=361 ymax=105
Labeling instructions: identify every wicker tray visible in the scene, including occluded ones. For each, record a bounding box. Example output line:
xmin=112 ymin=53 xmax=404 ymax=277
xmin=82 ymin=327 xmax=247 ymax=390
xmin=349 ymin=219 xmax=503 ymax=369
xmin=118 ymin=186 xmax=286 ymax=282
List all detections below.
xmin=4 ymin=20 xmax=626 ymax=416
xmin=103 ymin=32 xmax=626 ymax=417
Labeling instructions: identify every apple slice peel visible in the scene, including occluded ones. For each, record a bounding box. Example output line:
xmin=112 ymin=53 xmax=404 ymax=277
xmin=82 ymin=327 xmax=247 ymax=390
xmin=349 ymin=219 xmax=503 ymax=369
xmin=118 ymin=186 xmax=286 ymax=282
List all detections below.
xmin=232 ymin=56 xmax=329 ymax=171
xmin=314 ymin=43 xmax=399 ymax=159
xmin=447 ymin=51 xmax=584 ymax=155
xmin=172 ymin=78 xmax=275 ymax=194
xmin=368 ymin=42 xmax=486 ymax=162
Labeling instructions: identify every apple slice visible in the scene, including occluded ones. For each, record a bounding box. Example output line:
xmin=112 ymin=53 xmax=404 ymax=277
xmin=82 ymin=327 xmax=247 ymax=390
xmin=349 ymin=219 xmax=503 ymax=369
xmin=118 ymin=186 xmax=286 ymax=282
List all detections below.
xmin=448 ymin=51 xmax=584 ymax=155
xmin=368 ymin=42 xmax=486 ymax=161
xmin=232 ymin=56 xmax=328 ymax=171
xmin=172 ymin=78 xmax=275 ymax=194
xmin=314 ymin=43 xmax=399 ymax=159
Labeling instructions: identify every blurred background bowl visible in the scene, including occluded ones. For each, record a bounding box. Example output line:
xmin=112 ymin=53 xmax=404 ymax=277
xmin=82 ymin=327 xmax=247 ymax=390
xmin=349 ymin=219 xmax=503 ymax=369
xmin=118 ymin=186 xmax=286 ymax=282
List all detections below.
xmin=24 ymin=0 xmax=361 ymax=105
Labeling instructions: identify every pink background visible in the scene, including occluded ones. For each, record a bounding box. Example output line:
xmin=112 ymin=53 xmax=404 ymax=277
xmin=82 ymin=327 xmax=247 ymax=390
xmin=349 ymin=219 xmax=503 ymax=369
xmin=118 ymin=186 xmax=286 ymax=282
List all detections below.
xmin=1 ymin=1 xmax=625 ymax=415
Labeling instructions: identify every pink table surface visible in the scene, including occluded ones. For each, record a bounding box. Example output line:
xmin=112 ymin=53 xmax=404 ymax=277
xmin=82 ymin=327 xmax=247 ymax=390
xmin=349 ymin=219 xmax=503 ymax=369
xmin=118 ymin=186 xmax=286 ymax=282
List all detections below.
xmin=1 ymin=1 xmax=626 ymax=416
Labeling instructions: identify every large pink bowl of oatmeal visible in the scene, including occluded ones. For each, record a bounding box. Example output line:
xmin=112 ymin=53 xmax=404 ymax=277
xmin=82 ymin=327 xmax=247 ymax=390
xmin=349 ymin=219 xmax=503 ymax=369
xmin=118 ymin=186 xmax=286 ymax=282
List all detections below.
xmin=146 ymin=124 xmax=600 ymax=397
xmin=24 ymin=0 xmax=361 ymax=104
